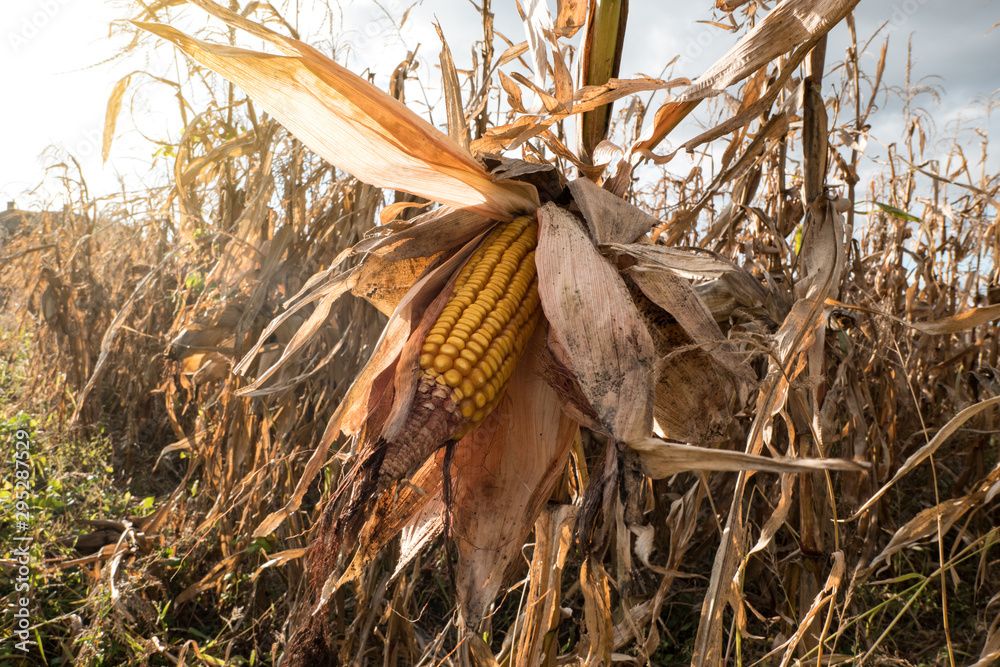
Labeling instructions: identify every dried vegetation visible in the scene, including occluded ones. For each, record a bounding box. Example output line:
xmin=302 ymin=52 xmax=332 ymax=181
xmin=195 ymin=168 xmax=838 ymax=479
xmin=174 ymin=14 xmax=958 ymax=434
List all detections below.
xmin=2 ymin=1 xmax=1000 ymax=666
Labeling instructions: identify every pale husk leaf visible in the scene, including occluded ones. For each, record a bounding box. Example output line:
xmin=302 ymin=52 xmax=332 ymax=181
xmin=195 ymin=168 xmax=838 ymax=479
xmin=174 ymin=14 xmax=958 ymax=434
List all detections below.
xmin=567 ymin=177 xmax=660 ymax=245
xmin=627 ymin=264 xmax=754 ymax=383
xmin=536 ymin=202 xmax=655 ymax=443
xmin=652 ymin=351 xmax=733 ymax=444
xmin=138 ymin=4 xmax=538 ymax=218
xmin=451 ymin=330 xmax=580 ymax=629
xmin=354 ymin=206 xmax=494 ymax=262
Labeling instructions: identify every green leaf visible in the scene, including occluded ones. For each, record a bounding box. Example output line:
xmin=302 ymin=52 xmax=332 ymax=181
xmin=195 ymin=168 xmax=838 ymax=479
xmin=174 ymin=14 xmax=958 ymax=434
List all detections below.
xmin=873 ymin=201 xmax=922 ymax=223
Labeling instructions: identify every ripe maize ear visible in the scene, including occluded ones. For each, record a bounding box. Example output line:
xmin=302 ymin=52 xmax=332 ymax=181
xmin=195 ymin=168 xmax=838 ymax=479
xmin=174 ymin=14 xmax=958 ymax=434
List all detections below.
xmin=378 ymin=215 xmax=542 ymax=485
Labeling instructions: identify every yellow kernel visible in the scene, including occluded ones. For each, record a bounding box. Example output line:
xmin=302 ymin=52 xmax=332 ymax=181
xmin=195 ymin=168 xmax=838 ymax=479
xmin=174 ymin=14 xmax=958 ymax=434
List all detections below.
xmin=485 ymin=383 xmax=497 ymax=402
xmin=457 ymin=315 xmax=479 ymax=332
xmin=459 ymin=349 xmax=478 ymax=364
xmin=454 ymin=358 xmax=472 ymax=375
xmin=433 ymin=355 xmax=453 ymax=373
xmin=451 ymin=329 xmax=470 ymax=342
xmin=466 ymin=340 xmax=484 ymax=357
xmin=445 ymin=337 xmax=466 ymax=351
xmin=466 ymin=302 xmax=487 ymax=320
xmin=460 ymin=398 xmax=476 ymax=418
xmin=473 ymin=390 xmax=487 ymax=409
xmin=472 ymin=408 xmax=484 ymax=423
xmin=470 ymin=368 xmax=487 ymax=388
xmin=471 ymin=332 xmax=490 ymax=349
xmin=481 ymin=320 xmax=499 ymax=338
xmin=440 ymin=343 xmax=460 ymax=359
xmin=486 ymin=355 xmax=500 ymax=374
xmin=487 ymin=346 xmax=504 ymax=365
xmin=421 ymin=342 xmax=439 ymax=355
xmin=460 ymin=378 xmax=475 ymax=398
xmin=426 ymin=334 xmax=446 ymax=346
xmin=419 ymin=354 xmax=435 ymax=370
xmin=444 ymin=369 xmax=463 ymax=387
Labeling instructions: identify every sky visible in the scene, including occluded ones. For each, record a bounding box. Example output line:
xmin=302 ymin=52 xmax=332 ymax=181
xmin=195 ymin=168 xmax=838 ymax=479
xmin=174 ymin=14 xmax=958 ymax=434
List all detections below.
xmin=1 ymin=0 xmax=998 ymax=210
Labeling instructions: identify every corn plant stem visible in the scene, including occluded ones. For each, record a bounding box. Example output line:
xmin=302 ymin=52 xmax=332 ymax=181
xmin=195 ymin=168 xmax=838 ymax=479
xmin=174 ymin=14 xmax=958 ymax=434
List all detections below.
xmin=579 ymin=0 xmax=626 ymax=161
xmin=892 ymin=335 xmax=956 ymax=666
xmin=931 ymin=454 xmax=957 ymax=666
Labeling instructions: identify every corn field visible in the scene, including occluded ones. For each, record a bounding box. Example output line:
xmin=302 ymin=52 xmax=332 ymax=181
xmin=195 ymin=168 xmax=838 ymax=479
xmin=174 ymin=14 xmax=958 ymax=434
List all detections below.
xmin=2 ymin=1 xmax=1000 ymax=665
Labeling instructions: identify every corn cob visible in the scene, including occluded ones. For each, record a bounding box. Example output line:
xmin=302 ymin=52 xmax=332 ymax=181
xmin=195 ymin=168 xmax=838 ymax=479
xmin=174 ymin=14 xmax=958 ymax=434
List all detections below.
xmin=377 ymin=215 xmax=542 ymax=486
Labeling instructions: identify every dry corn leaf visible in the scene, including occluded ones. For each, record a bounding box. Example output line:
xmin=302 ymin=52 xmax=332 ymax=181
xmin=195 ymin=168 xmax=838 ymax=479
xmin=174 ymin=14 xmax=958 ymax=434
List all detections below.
xmin=827 ymin=299 xmax=1000 ymax=336
xmin=626 ymin=264 xmax=754 ymax=383
xmin=633 ymin=0 xmax=857 ymax=159
xmin=434 ymin=22 xmax=471 ymax=152
xmin=776 ymin=551 xmax=845 ymax=667
xmin=631 ymin=100 xmax=700 ymax=158
xmin=677 ymin=0 xmax=861 ymax=102
xmin=233 ymin=262 xmax=354 ymax=379
xmin=355 ymin=206 xmax=494 ymax=262
xmin=972 ymin=605 xmax=1000 ymax=667
xmin=536 ymin=202 xmax=655 ymax=443
xmin=556 ymin=0 xmax=587 ymax=34
xmin=628 ymin=438 xmax=865 ymax=478
xmin=552 ymin=44 xmax=574 ymax=113
xmin=138 ymin=1 xmax=538 ymax=218
xmin=252 ymin=548 xmax=307 ymax=581
xmin=580 ymin=557 xmax=614 ymax=665
xmin=863 ymin=466 xmax=999 ymax=577
xmin=244 ymin=276 xmax=354 ymax=390
xmin=851 ymin=396 xmax=1000 ymax=519
xmin=377 ymin=200 xmax=431 ymax=226
xmin=515 ymin=504 xmax=578 ymax=667
xmin=102 ymin=73 xmax=132 ymax=163
xmin=520 ymin=0 xmax=555 ymax=114
xmin=568 ymin=176 xmax=659 ymax=244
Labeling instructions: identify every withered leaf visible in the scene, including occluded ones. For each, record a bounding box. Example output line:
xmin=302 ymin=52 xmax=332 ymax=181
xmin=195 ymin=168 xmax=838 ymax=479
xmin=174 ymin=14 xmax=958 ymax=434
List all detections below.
xmin=536 ymin=203 xmax=655 ymax=442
